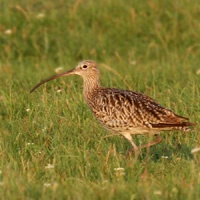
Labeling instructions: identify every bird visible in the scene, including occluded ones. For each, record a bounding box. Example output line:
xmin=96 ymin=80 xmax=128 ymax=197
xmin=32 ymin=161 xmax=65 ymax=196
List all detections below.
xmin=30 ymin=60 xmax=195 ymax=159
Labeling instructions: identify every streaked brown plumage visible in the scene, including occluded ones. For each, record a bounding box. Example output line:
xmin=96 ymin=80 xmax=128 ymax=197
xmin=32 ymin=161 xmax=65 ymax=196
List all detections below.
xmin=30 ymin=60 xmax=195 ymax=158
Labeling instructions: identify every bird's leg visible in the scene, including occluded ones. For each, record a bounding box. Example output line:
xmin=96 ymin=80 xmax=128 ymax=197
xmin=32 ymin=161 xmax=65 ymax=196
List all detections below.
xmin=140 ymin=134 xmax=162 ymax=149
xmin=141 ymin=134 xmax=162 ymax=161
xmin=125 ymin=134 xmax=162 ymax=159
xmin=122 ymin=133 xmax=140 ymax=160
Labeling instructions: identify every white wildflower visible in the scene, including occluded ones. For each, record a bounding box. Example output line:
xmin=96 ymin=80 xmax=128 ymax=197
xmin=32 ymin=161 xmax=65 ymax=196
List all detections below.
xmin=154 ymin=190 xmax=162 ymax=195
xmin=172 ymin=187 xmax=178 ymax=193
xmin=42 ymin=127 xmax=47 ymax=132
xmin=191 ymin=147 xmax=200 ymax=154
xmin=43 ymin=182 xmax=58 ymax=189
xmin=36 ymin=13 xmax=45 ymax=19
xmin=45 ymin=164 xmax=54 ymax=169
xmin=114 ymin=167 xmax=125 ymax=177
xmin=130 ymin=60 xmax=137 ymax=65
xmin=56 ymin=89 xmax=62 ymax=93
xmin=26 ymin=142 xmax=34 ymax=146
xmin=114 ymin=167 xmax=125 ymax=171
xmin=4 ymin=29 xmax=12 ymax=35
xmin=55 ymin=67 xmax=64 ymax=74
xmin=196 ymin=69 xmax=200 ymax=75
xmin=44 ymin=183 xmax=51 ymax=187
xmin=161 ymin=156 xmax=169 ymax=159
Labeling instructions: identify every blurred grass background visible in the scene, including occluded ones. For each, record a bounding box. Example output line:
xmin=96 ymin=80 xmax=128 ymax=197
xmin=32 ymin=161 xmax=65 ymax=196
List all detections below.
xmin=0 ymin=0 xmax=200 ymax=199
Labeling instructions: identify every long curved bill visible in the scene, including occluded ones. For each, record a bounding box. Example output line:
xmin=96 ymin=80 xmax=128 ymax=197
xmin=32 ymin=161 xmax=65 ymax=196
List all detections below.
xmin=30 ymin=68 xmax=75 ymax=93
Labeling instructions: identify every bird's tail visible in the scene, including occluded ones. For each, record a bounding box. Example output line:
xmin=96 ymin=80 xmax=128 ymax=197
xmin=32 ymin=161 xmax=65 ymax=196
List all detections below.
xmin=151 ymin=121 xmax=196 ymax=132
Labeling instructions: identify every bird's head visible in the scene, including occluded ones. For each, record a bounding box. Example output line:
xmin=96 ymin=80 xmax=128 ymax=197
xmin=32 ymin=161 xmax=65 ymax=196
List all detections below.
xmin=74 ymin=60 xmax=99 ymax=77
xmin=30 ymin=60 xmax=99 ymax=93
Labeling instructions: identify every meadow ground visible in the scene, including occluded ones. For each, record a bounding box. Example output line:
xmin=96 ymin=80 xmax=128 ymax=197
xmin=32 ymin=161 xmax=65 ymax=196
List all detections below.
xmin=0 ymin=0 xmax=200 ymax=199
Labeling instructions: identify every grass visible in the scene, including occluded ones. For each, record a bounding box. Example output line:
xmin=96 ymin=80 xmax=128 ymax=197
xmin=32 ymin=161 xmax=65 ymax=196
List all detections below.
xmin=0 ymin=0 xmax=200 ymax=199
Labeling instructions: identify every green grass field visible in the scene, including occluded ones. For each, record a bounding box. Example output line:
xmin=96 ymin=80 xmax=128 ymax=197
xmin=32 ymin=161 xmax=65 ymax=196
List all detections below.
xmin=0 ymin=0 xmax=200 ymax=199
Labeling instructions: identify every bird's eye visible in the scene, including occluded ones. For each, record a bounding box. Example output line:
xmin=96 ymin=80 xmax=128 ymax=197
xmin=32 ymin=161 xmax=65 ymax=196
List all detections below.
xmin=83 ymin=65 xmax=88 ymax=69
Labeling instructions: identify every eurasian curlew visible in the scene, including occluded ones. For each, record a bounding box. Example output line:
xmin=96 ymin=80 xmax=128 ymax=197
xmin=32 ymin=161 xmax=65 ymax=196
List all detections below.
xmin=30 ymin=60 xmax=195 ymax=159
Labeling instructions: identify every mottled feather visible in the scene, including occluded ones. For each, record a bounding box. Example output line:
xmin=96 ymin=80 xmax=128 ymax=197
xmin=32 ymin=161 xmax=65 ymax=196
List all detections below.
xmin=86 ymin=87 xmax=194 ymax=133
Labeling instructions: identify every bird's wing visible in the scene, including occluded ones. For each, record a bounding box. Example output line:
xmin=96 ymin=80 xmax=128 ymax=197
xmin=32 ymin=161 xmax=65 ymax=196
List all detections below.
xmin=91 ymin=88 xmax=193 ymax=129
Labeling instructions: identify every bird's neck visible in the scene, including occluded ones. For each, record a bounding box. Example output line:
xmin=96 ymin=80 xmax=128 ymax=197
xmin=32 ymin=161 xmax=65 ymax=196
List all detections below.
xmin=83 ymin=76 xmax=100 ymax=101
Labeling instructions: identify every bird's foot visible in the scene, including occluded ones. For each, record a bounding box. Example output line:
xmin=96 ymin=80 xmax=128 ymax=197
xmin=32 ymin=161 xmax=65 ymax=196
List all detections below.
xmin=126 ymin=134 xmax=162 ymax=160
xmin=140 ymin=134 xmax=162 ymax=149
xmin=126 ymin=147 xmax=141 ymax=161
